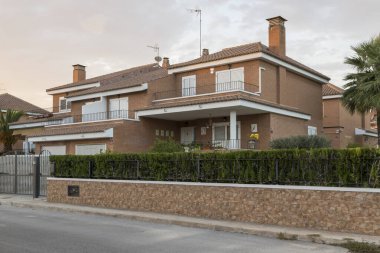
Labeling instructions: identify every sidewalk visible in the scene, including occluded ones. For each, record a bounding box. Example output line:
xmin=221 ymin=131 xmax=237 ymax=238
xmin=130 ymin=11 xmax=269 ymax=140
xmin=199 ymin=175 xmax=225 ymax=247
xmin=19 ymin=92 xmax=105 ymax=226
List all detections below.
xmin=0 ymin=194 xmax=378 ymax=246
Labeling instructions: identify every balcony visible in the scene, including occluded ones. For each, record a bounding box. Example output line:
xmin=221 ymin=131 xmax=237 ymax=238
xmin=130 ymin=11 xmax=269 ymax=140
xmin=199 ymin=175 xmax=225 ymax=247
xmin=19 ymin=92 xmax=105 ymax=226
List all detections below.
xmin=10 ymin=110 xmax=132 ymax=129
xmin=153 ymin=81 xmax=259 ymax=101
xmin=180 ymin=139 xmax=257 ymax=150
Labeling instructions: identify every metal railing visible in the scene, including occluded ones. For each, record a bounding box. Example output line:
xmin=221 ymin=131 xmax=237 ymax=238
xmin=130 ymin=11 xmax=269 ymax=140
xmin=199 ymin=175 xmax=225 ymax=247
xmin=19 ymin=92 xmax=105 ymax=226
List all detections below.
xmin=13 ymin=110 xmax=132 ymax=128
xmin=153 ymin=81 xmax=259 ymax=100
xmin=53 ymin=156 xmax=380 ymax=188
xmin=181 ymin=139 xmax=245 ymax=150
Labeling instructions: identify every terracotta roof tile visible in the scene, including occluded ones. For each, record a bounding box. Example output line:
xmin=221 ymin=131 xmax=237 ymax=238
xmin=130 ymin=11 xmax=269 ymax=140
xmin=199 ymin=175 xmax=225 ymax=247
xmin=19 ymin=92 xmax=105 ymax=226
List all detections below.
xmin=67 ymin=67 xmax=168 ymax=98
xmin=28 ymin=123 xmax=121 ymax=137
xmin=322 ymin=83 xmax=344 ymax=96
xmin=0 ymin=93 xmax=49 ymax=114
xmin=46 ymin=63 xmax=165 ymax=92
xmin=169 ymin=42 xmax=329 ymax=80
xmin=143 ymin=92 xmax=307 ymax=115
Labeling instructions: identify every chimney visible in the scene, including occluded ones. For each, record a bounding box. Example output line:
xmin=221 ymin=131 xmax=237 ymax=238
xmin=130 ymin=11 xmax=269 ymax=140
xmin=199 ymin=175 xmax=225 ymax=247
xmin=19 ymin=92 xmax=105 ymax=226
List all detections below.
xmin=72 ymin=64 xmax=86 ymax=82
xmin=266 ymin=16 xmax=287 ymax=56
xmin=162 ymin=57 xmax=170 ymax=69
xmin=202 ymin=48 xmax=209 ymax=56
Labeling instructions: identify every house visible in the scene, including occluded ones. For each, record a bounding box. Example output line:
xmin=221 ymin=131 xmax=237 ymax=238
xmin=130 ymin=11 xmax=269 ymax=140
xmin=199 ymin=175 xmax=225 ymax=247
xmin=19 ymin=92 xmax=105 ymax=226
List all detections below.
xmin=322 ymin=83 xmax=377 ymax=148
xmin=13 ymin=16 xmax=330 ymax=155
xmin=0 ymin=93 xmax=49 ymax=152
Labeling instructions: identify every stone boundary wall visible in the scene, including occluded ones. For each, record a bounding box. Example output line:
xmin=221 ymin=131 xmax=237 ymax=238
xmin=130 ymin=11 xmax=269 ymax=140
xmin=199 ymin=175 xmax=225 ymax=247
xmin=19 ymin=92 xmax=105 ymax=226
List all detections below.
xmin=47 ymin=178 xmax=380 ymax=236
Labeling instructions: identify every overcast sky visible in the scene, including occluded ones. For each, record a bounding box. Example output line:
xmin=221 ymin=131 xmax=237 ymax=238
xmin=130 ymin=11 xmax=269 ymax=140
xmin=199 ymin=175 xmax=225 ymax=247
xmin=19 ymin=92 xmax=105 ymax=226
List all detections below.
xmin=0 ymin=0 xmax=379 ymax=109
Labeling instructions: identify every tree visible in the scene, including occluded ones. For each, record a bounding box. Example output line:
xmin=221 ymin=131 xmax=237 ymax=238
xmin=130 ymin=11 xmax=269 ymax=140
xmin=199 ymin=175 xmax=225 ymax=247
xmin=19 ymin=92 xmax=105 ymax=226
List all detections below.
xmin=0 ymin=109 xmax=24 ymax=153
xmin=342 ymin=35 xmax=380 ymax=146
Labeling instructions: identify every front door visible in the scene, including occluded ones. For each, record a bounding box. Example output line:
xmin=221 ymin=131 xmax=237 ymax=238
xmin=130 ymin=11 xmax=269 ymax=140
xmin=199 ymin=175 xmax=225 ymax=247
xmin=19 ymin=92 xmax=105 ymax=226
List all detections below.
xmin=180 ymin=127 xmax=195 ymax=145
xmin=212 ymin=122 xmax=241 ymax=149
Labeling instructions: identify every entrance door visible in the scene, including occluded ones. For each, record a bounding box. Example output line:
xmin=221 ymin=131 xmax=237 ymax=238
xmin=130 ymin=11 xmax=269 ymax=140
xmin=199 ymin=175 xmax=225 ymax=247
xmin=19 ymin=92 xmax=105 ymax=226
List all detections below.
xmin=180 ymin=127 xmax=195 ymax=145
xmin=212 ymin=122 xmax=241 ymax=149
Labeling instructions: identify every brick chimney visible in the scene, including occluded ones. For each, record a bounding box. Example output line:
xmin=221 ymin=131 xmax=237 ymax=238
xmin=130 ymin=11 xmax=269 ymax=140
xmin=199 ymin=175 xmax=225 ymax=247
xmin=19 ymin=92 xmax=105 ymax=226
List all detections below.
xmin=162 ymin=57 xmax=170 ymax=69
xmin=73 ymin=64 xmax=86 ymax=82
xmin=267 ymin=16 xmax=287 ymax=56
xmin=202 ymin=48 xmax=209 ymax=56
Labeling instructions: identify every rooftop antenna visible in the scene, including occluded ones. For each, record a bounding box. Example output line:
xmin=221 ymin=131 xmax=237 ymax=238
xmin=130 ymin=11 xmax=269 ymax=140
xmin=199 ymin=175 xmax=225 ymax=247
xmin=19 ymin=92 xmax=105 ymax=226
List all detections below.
xmin=147 ymin=44 xmax=162 ymax=63
xmin=188 ymin=8 xmax=202 ymax=56
xmin=0 ymin=83 xmax=6 ymax=93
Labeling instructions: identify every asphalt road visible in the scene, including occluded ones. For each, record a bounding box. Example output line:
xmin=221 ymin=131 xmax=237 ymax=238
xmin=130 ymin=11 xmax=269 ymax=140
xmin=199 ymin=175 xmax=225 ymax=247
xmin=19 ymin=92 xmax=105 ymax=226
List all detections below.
xmin=0 ymin=205 xmax=346 ymax=253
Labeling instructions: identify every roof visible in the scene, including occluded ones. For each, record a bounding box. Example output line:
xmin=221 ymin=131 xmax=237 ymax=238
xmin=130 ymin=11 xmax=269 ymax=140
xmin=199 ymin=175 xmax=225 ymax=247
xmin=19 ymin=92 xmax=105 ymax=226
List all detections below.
xmin=169 ymin=42 xmax=329 ymax=80
xmin=46 ymin=63 xmax=167 ymax=96
xmin=0 ymin=93 xmax=49 ymax=114
xmin=143 ymin=91 xmax=308 ymax=115
xmin=28 ymin=123 xmax=120 ymax=137
xmin=10 ymin=112 xmax=70 ymax=125
xmin=322 ymin=83 xmax=344 ymax=96
xmin=67 ymin=66 xmax=168 ymax=98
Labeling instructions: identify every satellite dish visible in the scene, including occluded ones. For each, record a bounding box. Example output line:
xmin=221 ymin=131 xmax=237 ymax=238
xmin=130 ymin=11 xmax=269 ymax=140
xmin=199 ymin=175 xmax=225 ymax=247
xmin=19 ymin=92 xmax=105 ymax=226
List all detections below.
xmin=154 ymin=56 xmax=162 ymax=63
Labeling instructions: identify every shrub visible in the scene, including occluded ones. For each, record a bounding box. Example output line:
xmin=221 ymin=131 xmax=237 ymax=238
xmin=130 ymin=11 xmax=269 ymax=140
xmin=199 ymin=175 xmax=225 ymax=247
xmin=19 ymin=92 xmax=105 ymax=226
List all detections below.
xmin=150 ymin=138 xmax=184 ymax=153
xmin=50 ymin=148 xmax=380 ymax=187
xmin=347 ymin=143 xmax=362 ymax=148
xmin=270 ymin=135 xmax=331 ymax=149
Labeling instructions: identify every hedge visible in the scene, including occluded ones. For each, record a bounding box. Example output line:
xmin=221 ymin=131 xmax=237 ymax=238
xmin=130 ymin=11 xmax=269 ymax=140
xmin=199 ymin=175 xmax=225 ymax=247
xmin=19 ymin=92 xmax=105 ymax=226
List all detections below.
xmin=51 ymin=148 xmax=380 ymax=187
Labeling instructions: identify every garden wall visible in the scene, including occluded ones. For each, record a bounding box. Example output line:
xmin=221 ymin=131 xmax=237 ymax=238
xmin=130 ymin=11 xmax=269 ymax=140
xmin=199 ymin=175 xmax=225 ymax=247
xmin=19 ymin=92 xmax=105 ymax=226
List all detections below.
xmin=47 ymin=178 xmax=380 ymax=236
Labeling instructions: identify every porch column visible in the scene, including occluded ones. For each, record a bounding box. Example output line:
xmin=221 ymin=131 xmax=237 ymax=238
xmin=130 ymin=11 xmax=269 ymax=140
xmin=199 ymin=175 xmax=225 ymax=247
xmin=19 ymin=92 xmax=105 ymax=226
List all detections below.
xmin=230 ymin=111 xmax=237 ymax=149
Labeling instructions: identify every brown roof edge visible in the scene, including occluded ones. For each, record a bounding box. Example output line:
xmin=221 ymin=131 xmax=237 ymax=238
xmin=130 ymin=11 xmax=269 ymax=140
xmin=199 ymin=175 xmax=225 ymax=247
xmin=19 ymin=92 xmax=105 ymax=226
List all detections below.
xmin=46 ymin=63 xmax=159 ymax=92
xmin=168 ymin=42 xmax=329 ymax=81
xmin=139 ymin=92 xmax=309 ymax=116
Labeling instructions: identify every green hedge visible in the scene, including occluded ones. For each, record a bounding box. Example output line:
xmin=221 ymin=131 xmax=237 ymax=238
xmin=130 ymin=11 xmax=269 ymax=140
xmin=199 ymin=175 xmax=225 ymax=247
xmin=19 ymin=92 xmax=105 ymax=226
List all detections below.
xmin=51 ymin=148 xmax=380 ymax=187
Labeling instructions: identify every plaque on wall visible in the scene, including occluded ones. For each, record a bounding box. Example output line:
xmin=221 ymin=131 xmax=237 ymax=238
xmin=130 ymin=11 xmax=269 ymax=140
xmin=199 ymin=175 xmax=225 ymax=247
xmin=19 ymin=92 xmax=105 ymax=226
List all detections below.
xmin=68 ymin=185 xmax=80 ymax=197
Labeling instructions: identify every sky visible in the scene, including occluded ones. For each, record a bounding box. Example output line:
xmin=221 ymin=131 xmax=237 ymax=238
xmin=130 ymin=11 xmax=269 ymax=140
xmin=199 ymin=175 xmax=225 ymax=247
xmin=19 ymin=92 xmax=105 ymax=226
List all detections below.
xmin=0 ymin=0 xmax=379 ymax=109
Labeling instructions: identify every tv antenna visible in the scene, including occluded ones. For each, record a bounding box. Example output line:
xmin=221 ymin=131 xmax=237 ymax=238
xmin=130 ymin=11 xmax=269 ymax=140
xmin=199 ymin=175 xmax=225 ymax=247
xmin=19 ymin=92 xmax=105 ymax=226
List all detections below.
xmin=188 ymin=8 xmax=202 ymax=56
xmin=147 ymin=44 xmax=162 ymax=63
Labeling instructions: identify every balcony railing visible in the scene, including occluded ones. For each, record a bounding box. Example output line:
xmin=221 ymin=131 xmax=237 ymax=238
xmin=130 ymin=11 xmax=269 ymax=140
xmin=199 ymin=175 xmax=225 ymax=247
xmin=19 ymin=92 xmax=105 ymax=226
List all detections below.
xmin=25 ymin=110 xmax=132 ymax=128
xmin=180 ymin=139 xmax=257 ymax=150
xmin=153 ymin=81 xmax=259 ymax=101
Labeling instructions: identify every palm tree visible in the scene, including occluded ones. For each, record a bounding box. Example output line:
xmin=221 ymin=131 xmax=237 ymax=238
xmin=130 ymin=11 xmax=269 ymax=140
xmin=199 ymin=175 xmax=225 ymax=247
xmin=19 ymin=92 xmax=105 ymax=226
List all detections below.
xmin=0 ymin=109 xmax=24 ymax=153
xmin=342 ymin=35 xmax=380 ymax=146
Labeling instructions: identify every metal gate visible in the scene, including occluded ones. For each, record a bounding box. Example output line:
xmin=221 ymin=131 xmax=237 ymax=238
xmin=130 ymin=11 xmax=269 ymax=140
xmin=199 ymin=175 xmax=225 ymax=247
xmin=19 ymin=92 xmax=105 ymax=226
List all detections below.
xmin=0 ymin=151 xmax=51 ymax=197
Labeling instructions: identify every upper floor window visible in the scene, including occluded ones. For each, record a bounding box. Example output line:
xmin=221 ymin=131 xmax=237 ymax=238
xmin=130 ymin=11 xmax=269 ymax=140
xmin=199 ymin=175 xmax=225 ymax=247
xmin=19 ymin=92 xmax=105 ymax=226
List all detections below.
xmin=215 ymin=67 xmax=244 ymax=92
xmin=59 ymin=97 xmax=71 ymax=112
xmin=182 ymin=75 xmax=196 ymax=97
xmin=109 ymin=97 xmax=128 ymax=119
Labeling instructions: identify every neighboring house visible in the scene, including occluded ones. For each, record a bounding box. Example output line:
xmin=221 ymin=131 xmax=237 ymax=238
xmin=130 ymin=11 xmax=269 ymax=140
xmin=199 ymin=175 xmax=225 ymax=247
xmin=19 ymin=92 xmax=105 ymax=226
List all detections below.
xmin=0 ymin=93 xmax=49 ymax=152
xmin=12 ymin=16 xmax=330 ymax=155
xmin=322 ymin=83 xmax=377 ymax=148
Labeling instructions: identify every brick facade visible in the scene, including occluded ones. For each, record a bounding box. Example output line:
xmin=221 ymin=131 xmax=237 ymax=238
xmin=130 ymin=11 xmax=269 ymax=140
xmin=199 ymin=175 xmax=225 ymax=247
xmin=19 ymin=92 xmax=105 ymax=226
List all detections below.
xmin=26 ymin=16 xmax=330 ymax=154
xmin=48 ymin=178 xmax=380 ymax=236
xmin=322 ymin=96 xmax=377 ymax=148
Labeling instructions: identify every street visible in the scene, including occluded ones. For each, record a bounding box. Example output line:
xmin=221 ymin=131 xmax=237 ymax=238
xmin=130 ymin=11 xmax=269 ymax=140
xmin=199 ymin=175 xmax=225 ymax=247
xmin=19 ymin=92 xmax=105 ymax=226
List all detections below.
xmin=0 ymin=205 xmax=346 ymax=253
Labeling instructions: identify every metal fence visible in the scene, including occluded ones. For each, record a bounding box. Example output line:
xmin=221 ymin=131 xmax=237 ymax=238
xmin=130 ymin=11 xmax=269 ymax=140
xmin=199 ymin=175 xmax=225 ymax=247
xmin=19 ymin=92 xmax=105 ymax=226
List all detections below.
xmin=0 ymin=152 xmax=51 ymax=197
xmin=53 ymin=156 xmax=380 ymax=188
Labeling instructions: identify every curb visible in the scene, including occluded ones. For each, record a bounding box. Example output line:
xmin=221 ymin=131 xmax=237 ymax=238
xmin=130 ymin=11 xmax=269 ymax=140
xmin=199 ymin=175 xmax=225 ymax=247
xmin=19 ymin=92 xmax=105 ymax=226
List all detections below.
xmin=1 ymin=199 xmax=379 ymax=246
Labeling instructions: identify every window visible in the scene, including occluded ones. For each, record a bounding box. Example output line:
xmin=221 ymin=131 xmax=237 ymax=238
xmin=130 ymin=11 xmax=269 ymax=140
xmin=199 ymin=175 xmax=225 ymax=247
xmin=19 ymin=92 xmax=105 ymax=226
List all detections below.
xmin=182 ymin=75 xmax=196 ymax=96
xmin=215 ymin=67 xmax=244 ymax=92
xmin=59 ymin=97 xmax=71 ymax=112
xmin=308 ymin=126 xmax=317 ymax=136
xmin=212 ymin=122 xmax=241 ymax=149
xmin=109 ymin=97 xmax=128 ymax=119
xmin=258 ymin=67 xmax=265 ymax=94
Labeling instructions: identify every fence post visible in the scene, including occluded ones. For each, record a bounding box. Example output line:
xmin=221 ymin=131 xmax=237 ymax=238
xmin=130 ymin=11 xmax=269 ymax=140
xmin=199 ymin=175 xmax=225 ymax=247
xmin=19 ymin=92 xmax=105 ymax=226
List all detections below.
xmin=33 ymin=156 xmax=40 ymax=198
xmin=14 ymin=152 xmax=17 ymax=194
xmin=136 ymin=160 xmax=140 ymax=179
xmin=275 ymin=158 xmax=279 ymax=184
xmin=196 ymin=156 xmax=200 ymax=181
xmin=88 ymin=160 xmax=93 ymax=178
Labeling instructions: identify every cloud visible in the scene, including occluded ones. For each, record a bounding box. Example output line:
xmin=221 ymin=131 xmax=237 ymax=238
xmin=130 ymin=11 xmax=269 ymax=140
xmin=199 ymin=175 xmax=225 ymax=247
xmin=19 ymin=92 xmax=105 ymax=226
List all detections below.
xmin=80 ymin=14 xmax=108 ymax=35
xmin=0 ymin=0 xmax=379 ymax=108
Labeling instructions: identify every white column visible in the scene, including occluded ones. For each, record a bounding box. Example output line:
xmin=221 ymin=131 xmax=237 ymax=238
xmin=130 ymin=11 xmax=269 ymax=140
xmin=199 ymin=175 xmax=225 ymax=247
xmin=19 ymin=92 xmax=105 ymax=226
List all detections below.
xmin=229 ymin=111 xmax=237 ymax=149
